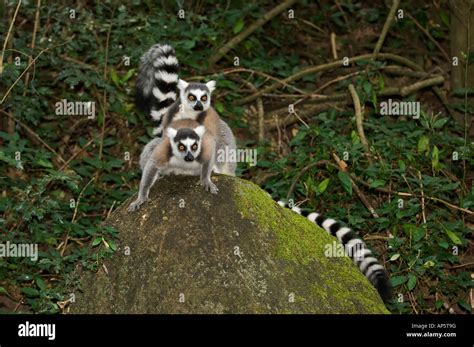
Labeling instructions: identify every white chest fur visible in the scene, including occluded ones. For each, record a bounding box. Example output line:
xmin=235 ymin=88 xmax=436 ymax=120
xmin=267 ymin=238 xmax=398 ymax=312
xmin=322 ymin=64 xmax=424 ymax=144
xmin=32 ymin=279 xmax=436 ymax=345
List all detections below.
xmin=173 ymin=108 xmax=200 ymax=121
xmin=163 ymin=157 xmax=201 ymax=176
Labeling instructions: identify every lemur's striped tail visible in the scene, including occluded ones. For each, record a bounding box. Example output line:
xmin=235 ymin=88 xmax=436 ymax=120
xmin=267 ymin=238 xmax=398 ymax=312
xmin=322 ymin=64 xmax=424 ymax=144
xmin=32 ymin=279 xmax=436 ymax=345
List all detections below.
xmin=136 ymin=43 xmax=179 ymax=136
xmin=276 ymin=199 xmax=392 ymax=303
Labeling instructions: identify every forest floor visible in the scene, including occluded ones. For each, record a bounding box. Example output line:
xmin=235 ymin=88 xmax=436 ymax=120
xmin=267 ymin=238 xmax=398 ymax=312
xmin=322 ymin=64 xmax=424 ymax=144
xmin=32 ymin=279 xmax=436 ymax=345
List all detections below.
xmin=0 ymin=1 xmax=472 ymax=314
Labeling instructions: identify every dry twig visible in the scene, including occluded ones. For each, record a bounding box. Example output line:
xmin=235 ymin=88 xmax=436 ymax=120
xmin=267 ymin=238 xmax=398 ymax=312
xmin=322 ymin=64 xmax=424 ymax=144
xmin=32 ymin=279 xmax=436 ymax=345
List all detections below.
xmin=209 ymin=0 xmax=296 ymax=67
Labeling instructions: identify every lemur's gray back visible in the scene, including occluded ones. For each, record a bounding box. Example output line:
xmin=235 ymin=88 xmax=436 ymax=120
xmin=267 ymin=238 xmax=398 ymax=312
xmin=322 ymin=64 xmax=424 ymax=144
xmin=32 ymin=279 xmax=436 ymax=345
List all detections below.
xmin=135 ymin=44 xmax=179 ymax=136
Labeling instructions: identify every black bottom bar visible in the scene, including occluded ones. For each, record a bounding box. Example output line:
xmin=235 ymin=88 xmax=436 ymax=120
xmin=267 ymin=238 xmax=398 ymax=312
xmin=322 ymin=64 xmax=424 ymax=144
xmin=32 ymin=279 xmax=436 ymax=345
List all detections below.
xmin=0 ymin=314 xmax=471 ymax=346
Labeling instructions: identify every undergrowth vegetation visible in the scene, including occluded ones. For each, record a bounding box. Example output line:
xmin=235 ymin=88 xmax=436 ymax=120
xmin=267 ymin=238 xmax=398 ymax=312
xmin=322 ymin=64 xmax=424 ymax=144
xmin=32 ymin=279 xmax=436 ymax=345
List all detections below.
xmin=0 ymin=0 xmax=472 ymax=314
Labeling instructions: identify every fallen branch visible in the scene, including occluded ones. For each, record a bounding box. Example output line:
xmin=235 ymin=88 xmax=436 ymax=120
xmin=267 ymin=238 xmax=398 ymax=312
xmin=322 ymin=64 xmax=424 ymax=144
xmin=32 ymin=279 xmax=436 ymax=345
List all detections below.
xmin=234 ymin=76 xmax=265 ymax=141
xmin=333 ymin=153 xmax=380 ymax=218
xmin=382 ymin=65 xmax=430 ymax=78
xmin=330 ymin=32 xmax=338 ymax=59
xmin=400 ymin=75 xmax=445 ymax=96
xmin=260 ymin=72 xmax=444 ymax=130
xmin=98 ymin=5 xmax=116 ymax=161
xmin=23 ymin=0 xmax=41 ymax=95
xmin=373 ymin=0 xmax=400 ymax=59
xmin=0 ymin=0 xmax=22 ymax=75
xmin=265 ymin=102 xmax=346 ymax=130
xmin=285 ymin=154 xmax=380 ymax=218
xmin=60 ymin=177 xmax=96 ymax=257
xmin=0 ymin=109 xmax=66 ymax=165
xmin=1 ymin=40 xmax=71 ymax=105
xmin=348 ymin=84 xmax=369 ymax=152
xmin=60 ymin=54 xmax=98 ymax=71
xmin=209 ymin=0 xmax=296 ymax=68
xmin=284 ymin=155 xmax=473 ymax=216
xmin=350 ymin=174 xmax=473 ymax=215
xmin=406 ymin=11 xmax=450 ymax=62
xmin=234 ymin=52 xmax=426 ymax=105
xmin=286 ymin=160 xmax=335 ymax=200
xmin=191 ymin=67 xmax=307 ymax=95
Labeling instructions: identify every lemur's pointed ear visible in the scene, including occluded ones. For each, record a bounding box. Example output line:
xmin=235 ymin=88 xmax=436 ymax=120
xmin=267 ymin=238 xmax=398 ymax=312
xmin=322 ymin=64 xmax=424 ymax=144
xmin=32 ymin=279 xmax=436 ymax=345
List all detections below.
xmin=178 ymin=79 xmax=189 ymax=91
xmin=194 ymin=125 xmax=206 ymax=138
xmin=166 ymin=127 xmax=177 ymax=139
xmin=206 ymin=80 xmax=216 ymax=93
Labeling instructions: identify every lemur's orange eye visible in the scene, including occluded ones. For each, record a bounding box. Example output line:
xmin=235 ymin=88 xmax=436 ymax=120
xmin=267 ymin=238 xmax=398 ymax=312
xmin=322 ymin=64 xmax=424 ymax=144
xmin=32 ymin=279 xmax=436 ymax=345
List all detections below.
xmin=201 ymin=95 xmax=207 ymax=102
xmin=188 ymin=94 xmax=195 ymax=101
xmin=191 ymin=144 xmax=198 ymax=151
xmin=178 ymin=144 xmax=185 ymax=151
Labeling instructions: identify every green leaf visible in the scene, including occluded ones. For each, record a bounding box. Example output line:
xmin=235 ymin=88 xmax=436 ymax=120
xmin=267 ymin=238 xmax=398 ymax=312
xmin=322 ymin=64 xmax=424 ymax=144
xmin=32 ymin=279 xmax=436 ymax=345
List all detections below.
xmin=337 ymin=171 xmax=352 ymax=195
xmin=233 ymin=18 xmax=245 ymax=34
xmin=433 ymin=117 xmax=449 ymax=129
xmin=0 ymin=150 xmax=21 ymax=168
xmin=417 ymin=135 xmax=430 ymax=154
xmin=389 ymin=253 xmax=400 ymax=261
xmin=445 ymin=229 xmax=462 ymax=245
xmin=215 ymin=101 xmax=225 ymax=114
xmin=317 ymin=178 xmax=330 ymax=194
xmin=397 ymin=159 xmax=406 ymax=172
xmin=0 ymin=287 xmax=7 ymax=295
xmin=432 ymin=145 xmax=439 ymax=170
xmin=35 ymin=277 xmax=46 ymax=291
xmin=362 ymin=81 xmax=372 ymax=96
xmin=391 ymin=275 xmax=407 ymax=287
xmin=22 ymin=287 xmax=40 ymax=297
xmin=92 ymin=237 xmax=103 ymax=247
xmin=110 ymin=69 xmax=120 ymax=86
xmin=370 ymin=179 xmax=386 ymax=188
xmin=403 ymin=224 xmax=424 ymax=241
xmin=107 ymin=239 xmax=117 ymax=252
xmin=379 ymin=75 xmax=385 ymax=91
xmin=36 ymin=158 xmax=53 ymax=169
xmin=438 ymin=240 xmax=449 ymax=249
xmin=435 ymin=300 xmax=444 ymax=310
xmin=121 ymin=68 xmax=136 ymax=83
xmin=350 ymin=130 xmax=360 ymax=144
xmin=423 ymin=260 xmax=435 ymax=268
xmin=407 ymin=274 xmax=417 ymax=291
xmin=413 ymin=228 xmax=425 ymax=242
xmin=457 ymin=299 xmax=471 ymax=313
xmin=439 ymin=10 xmax=449 ymax=27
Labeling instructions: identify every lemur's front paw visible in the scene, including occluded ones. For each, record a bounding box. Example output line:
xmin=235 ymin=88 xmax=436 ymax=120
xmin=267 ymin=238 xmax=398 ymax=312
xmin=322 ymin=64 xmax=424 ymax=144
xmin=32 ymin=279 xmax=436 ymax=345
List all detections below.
xmin=127 ymin=197 xmax=150 ymax=212
xmin=200 ymin=179 xmax=219 ymax=194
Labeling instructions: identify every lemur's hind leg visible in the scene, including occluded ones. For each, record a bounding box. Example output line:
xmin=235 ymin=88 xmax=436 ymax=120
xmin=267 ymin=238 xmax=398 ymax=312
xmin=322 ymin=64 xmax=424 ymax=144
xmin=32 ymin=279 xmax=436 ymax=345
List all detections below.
xmin=199 ymin=133 xmax=219 ymax=194
xmin=220 ymin=161 xmax=236 ymax=176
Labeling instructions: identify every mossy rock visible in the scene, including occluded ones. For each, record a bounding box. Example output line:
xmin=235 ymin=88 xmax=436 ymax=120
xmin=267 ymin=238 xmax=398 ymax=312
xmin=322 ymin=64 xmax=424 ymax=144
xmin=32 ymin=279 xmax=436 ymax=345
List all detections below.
xmin=70 ymin=175 xmax=388 ymax=314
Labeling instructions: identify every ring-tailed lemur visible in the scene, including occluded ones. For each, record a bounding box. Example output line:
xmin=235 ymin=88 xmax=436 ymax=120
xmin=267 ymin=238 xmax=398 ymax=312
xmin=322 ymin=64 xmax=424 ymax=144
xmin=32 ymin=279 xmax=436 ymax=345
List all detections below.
xmin=135 ymin=43 xmax=236 ymax=176
xmin=128 ymin=119 xmax=218 ymax=212
xmin=275 ymin=197 xmax=391 ymax=302
xmin=135 ymin=43 xmax=391 ymax=302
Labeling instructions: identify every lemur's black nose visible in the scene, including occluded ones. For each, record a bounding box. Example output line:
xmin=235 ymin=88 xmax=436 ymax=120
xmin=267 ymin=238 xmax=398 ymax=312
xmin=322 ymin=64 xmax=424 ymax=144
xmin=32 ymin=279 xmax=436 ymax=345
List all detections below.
xmin=193 ymin=101 xmax=203 ymax=111
xmin=184 ymin=152 xmax=194 ymax=162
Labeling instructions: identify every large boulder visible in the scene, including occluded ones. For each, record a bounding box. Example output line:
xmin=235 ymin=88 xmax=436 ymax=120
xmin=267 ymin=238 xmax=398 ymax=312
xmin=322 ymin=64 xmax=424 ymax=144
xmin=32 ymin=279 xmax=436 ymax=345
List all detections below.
xmin=70 ymin=175 xmax=388 ymax=314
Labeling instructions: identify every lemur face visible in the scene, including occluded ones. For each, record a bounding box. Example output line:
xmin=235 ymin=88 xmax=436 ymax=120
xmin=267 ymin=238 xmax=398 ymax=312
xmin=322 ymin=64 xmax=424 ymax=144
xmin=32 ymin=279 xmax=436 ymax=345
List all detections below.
xmin=178 ymin=79 xmax=216 ymax=113
xmin=166 ymin=125 xmax=206 ymax=162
